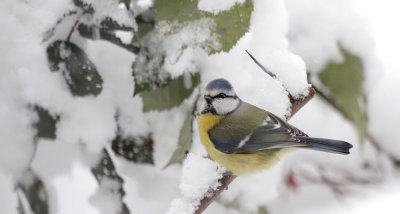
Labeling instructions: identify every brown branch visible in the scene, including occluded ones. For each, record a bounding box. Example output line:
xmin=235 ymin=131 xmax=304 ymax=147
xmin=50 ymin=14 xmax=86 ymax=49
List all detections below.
xmin=194 ymin=51 xmax=316 ymax=214
xmin=287 ymin=88 xmax=315 ymax=120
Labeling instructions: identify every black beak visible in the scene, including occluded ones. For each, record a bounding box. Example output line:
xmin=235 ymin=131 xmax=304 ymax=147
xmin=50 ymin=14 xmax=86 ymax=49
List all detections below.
xmin=204 ymin=95 xmax=212 ymax=104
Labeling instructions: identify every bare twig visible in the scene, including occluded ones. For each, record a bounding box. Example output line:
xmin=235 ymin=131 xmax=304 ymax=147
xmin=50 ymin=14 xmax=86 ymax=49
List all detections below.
xmin=245 ymin=50 xmax=277 ymax=78
xmin=286 ymin=164 xmax=382 ymax=198
xmin=66 ymin=13 xmax=83 ymax=42
xmin=194 ymin=51 xmax=316 ymax=214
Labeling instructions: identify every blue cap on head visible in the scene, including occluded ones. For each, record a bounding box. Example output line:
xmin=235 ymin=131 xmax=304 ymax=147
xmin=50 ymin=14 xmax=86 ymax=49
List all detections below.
xmin=206 ymin=78 xmax=233 ymax=90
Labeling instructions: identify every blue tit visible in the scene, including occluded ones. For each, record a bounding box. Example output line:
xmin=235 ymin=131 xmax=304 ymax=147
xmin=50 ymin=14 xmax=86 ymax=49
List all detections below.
xmin=197 ymin=78 xmax=353 ymax=175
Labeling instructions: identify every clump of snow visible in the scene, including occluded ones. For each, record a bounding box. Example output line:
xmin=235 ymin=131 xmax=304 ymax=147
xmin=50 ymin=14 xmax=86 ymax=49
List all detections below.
xmin=258 ymin=50 xmax=310 ymax=98
xmin=179 ymin=153 xmax=225 ymax=199
xmin=114 ymin=30 xmax=134 ymax=44
xmin=0 ymin=71 xmax=36 ymax=177
xmin=136 ymin=0 xmax=153 ymax=9
xmin=89 ymin=178 xmax=124 ymax=214
xmin=115 ymin=155 xmax=181 ymax=214
xmin=51 ymin=162 xmax=100 ymax=214
xmin=197 ymin=0 xmax=245 ymax=14
xmin=167 ymin=153 xmax=225 ymax=214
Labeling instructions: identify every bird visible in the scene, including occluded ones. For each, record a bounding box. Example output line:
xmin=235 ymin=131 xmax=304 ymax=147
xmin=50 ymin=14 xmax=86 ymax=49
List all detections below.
xmin=197 ymin=78 xmax=353 ymax=175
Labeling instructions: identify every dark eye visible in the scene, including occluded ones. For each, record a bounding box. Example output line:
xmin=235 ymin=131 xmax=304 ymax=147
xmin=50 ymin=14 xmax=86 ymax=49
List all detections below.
xmin=215 ymin=93 xmax=227 ymax=99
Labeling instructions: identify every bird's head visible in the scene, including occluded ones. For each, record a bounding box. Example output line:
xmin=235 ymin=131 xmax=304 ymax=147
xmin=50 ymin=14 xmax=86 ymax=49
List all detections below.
xmin=200 ymin=79 xmax=241 ymax=115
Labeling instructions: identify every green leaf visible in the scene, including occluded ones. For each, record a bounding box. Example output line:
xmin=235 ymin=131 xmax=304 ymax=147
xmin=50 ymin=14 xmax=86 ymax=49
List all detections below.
xmin=111 ymin=134 xmax=154 ymax=164
xmin=258 ymin=206 xmax=269 ymax=214
xmin=212 ymin=0 xmax=253 ymax=52
xmin=155 ymin=0 xmax=253 ymax=53
xmin=318 ymin=46 xmax=367 ymax=141
xmin=47 ymin=41 xmax=103 ymax=96
xmin=164 ymin=94 xmax=199 ymax=168
xmin=34 ymin=106 xmax=59 ymax=139
xmin=139 ymin=72 xmax=200 ymax=112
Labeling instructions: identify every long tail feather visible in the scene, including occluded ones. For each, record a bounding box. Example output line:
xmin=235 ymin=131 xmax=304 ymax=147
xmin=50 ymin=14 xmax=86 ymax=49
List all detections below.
xmin=294 ymin=136 xmax=353 ymax=154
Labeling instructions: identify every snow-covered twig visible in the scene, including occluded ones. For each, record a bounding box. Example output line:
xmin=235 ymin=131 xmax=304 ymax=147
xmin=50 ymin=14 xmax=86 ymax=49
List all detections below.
xmin=194 ymin=51 xmax=316 ymax=214
xmin=245 ymin=50 xmax=315 ymax=120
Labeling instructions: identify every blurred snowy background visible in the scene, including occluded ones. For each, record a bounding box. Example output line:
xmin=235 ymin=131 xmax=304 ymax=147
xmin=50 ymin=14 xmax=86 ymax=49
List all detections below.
xmin=1 ymin=0 xmax=400 ymax=213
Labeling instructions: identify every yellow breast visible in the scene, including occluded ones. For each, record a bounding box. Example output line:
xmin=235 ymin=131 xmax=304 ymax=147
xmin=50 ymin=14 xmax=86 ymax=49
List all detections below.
xmin=197 ymin=113 xmax=287 ymax=175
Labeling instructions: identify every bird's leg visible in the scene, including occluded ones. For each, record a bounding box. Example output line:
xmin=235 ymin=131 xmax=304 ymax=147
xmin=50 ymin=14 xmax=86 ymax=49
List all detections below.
xmin=220 ymin=171 xmax=235 ymax=190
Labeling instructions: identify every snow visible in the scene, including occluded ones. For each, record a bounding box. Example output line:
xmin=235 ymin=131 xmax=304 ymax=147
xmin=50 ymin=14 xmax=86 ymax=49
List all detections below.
xmin=0 ymin=171 xmax=19 ymax=214
xmin=136 ymin=0 xmax=153 ymax=9
xmin=2 ymin=0 xmax=400 ymax=214
xmin=89 ymin=178 xmax=124 ymax=214
xmin=114 ymin=30 xmax=134 ymax=44
xmin=51 ymin=162 xmax=99 ymax=214
xmin=197 ymin=0 xmax=245 ymax=14
xmin=115 ymin=158 xmax=181 ymax=214
xmin=167 ymin=153 xmax=225 ymax=214
xmin=0 ymin=0 xmax=73 ymax=181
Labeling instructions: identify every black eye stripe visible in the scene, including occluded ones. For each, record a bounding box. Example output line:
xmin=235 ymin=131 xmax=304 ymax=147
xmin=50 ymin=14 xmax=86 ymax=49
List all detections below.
xmin=212 ymin=94 xmax=237 ymax=99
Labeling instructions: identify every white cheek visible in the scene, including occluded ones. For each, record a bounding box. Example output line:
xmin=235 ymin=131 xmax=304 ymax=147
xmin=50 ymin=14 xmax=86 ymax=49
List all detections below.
xmin=212 ymin=98 xmax=240 ymax=115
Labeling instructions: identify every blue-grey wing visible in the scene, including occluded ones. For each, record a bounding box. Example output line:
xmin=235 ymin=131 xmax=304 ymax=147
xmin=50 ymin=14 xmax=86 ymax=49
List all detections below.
xmin=208 ymin=102 xmax=310 ymax=154
xmin=234 ymin=113 xmax=310 ymax=153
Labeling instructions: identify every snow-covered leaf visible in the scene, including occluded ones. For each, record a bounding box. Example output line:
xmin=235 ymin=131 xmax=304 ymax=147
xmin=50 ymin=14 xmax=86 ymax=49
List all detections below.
xmin=318 ymin=47 xmax=367 ymax=141
xmin=47 ymin=41 xmax=103 ymax=96
xmin=155 ymin=0 xmax=253 ymax=53
xmin=111 ymin=134 xmax=154 ymax=164
xmin=91 ymin=149 xmax=130 ymax=214
xmin=139 ymin=72 xmax=200 ymax=112
xmin=78 ymin=24 xmax=139 ymax=54
xmin=164 ymin=95 xmax=199 ymax=168
xmin=132 ymin=43 xmax=169 ymax=95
